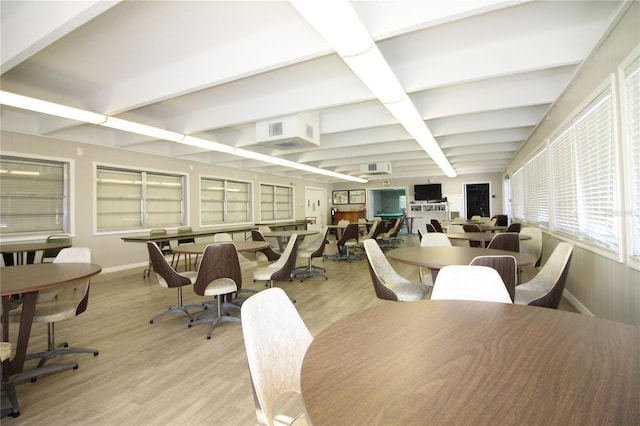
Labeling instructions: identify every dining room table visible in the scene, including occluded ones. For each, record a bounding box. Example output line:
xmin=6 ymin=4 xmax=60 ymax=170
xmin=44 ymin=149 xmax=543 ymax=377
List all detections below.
xmin=447 ymin=232 xmax=531 ymax=247
xmin=387 ymin=246 xmax=535 ymax=281
xmin=0 ymin=241 xmax=73 ymax=266
xmin=0 ymin=262 xmax=102 ymax=379
xmin=301 ymin=300 xmax=640 ymax=425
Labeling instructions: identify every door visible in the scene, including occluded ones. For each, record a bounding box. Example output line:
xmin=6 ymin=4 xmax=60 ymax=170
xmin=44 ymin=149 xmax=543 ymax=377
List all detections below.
xmin=465 ymin=183 xmax=490 ymax=219
xmin=305 ymin=187 xmax=326 ymax=226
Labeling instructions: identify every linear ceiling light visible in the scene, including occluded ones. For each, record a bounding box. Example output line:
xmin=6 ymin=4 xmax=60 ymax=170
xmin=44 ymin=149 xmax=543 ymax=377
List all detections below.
xmin=290 ymin=0 xmax=457 ymax=178
xmin=0 ymin=90 xmax=366 ymax=183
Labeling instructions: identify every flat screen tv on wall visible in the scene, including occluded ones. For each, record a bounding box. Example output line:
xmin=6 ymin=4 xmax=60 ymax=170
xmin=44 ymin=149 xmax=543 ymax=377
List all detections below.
xmin=414 ymin=184 xmax=442 ymax=201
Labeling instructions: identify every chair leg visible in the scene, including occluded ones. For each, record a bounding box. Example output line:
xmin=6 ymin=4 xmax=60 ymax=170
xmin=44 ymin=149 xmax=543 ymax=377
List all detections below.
xmin=25 ymin=323 xmax=98 ymax=369
xmin=189 ymin=295 xmax=239 ymax=339
xmin=1 ymin=371 xmax=20 ymax=418
xmin=149 ymin=287 xmax=203 ymax=324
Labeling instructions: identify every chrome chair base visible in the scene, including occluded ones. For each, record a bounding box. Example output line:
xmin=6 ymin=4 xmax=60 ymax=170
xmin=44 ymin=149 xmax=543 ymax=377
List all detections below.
xmin=149 ymin=303 xmax=203 ymax=324
xmin=190 ymin=298 xmax=240 ymax=339
xmin=26 ymin=344 xmax=98 ymax=369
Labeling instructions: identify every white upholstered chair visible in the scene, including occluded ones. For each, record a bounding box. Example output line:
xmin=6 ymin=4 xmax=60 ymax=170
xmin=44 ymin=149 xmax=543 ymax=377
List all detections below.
xmin=363 ymin=239 xmax=429 ymax=302
xmin=295 ymin=226 xmax=329 ymax=282
xmin=241 ymin=288 xmax=313 ymax=426
xmin=432 ymin=265 xmax=512 ymax=304
xmin=418 ymin=232 xmax=452 ymax=286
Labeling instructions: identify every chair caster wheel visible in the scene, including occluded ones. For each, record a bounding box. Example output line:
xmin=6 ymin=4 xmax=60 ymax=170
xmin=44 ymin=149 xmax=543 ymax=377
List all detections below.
xmin=93 ymin=351 xmax=99 ymax=356
xmin=188 ymin=324 xmax=192 ymax=328
xmin=149 ymin=320 xmax=154 ymax=324
xmin=206 ymin=336 xmax=211 ymax=340
xmin=30 ymin=377 xmax=37 ymax=383
xmin=73 ymin=365 xmax=79 ymax=370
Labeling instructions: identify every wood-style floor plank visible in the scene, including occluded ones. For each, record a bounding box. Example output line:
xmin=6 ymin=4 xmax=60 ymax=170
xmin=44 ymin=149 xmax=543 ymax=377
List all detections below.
xmin=1 ymin=234 xmax=575 ymax=425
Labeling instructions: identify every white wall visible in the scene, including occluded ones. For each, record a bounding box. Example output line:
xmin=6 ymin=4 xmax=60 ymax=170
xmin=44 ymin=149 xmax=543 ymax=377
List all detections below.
xmin=0 ymin=131 xmax=331 ymax=271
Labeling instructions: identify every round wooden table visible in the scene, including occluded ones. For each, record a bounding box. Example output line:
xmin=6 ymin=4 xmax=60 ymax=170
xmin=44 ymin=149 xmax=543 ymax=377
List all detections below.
xmin=301 ymin=300 xmax=640 ymax=425
xmin=262 ymin=230 xmax=318 ymax=251
xmin=447 ymin=232 xmax=531 ymax=246
xmin=171 ymin=241 xmax=270 ymax=271
xmin=0 ymin=241 xmax=72 ymax=265
xmin=0 ymin=263 xmax=102 ymax=377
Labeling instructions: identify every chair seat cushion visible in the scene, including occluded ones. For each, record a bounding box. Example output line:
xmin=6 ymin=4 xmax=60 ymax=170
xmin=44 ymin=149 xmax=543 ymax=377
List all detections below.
xmin=9 ymin=300 xmax=78 ymax=323
xmin=390 ymin=282 xmax=429 ymax=302
xmin=253 ymin=266 xmax=278 ymax=281
xmin=203 ymin=277 xmax=237 ymax=297
xmin=0 ymin=342 xmax=12 ymax=361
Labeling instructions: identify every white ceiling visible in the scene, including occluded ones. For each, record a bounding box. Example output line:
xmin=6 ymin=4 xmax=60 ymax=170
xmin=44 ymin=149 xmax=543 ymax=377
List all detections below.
xmin=0 ymin=0 xmax=628 ymax=183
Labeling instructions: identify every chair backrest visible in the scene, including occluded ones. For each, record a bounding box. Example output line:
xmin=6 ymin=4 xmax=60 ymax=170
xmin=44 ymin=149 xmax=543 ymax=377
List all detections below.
xmin=251 ymin=230 xmax=281 ymax=262
xmin=495 ymin=215 xmax=508 ymax=226
xmin=447 ymin=224 xmax=469 ymax=247
xmin=337 ymin=223 xmax=359 ymax=248
xmin=387 ymin=216 xmax=404 ymax=237
xmin=470 ymin=255 xmax=517 ymax=302
xmin=337 ymin=219 xmax=350 ymax=227
xmin=426 ymin=223 xmax=437 ymax=233
xmin=147 ymin=242 xmax=193 ymax=290
xmin=41 ymin=234 xmax=72 ymax=262
xmin=463 ymin=224 xmax=482 ymax=233
xmin=506 ymin=223 xmax=521 ymax=233
xmin=432 ymin=265 xmax=512 ymax=304
xmin=521 ymin=242 xmax=573 ymax=308
xmin=430 ymin=219 xmax=444 ymax=233
xmin=361 ymin=220 xmax=379 ymax=240
xmin=363 ymin=239 xmax=409 ymax=301
xmin=307 ymin=226 xmax=329 ymax=258
xmin=51 ymin=247 xmax=92 ymax=314
xmin=193 ymin=243 xmax=242 ymax=297
xmin=487 ymin=232 xmax=520 ymax=252
xmin=420 ymin=232 xmax=452 ymax=247
xmin=267 ymin=234 xmax=300 ymax=281
xmin=453 ymin=216 xmax=467 ymax=223
xmin=520 ymin=226 xmax=543 ymax=267
xmin=177 ymin=226 xmax=195 ymax=245
xmin=241 ymin=288 xmax=313 ymax=426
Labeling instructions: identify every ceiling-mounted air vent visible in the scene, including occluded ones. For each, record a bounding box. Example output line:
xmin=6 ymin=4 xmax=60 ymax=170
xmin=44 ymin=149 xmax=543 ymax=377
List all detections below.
xmin=256 ymin=112 xmax=320 ymax=149
xmin=360 ymin=162 xmax=392 ymax=175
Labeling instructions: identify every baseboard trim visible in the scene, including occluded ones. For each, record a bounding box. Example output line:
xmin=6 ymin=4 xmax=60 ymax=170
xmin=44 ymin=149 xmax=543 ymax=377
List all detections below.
xmin=563 ymin=290 xmax=594 ymax=317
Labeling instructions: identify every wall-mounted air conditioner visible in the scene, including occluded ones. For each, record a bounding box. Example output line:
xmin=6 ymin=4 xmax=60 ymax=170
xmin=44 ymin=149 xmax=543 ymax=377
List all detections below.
xmin=360 ymin=162 xmax=392 ymax=175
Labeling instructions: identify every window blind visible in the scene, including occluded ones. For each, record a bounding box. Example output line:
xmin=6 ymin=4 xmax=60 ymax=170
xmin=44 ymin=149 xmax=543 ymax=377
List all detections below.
xmin=201 ymin=177 xmax=251 ymax=225
xmin=260 ymin=184 xmax=293 ymax=222
xmin=551 ymin=89 xmax=618 ymax=251
xmin=524 ymin=148 xmax=549 ymax=228
xmin=0 ymin=156 xmax=68 ymax=236
xmin=624 ymin=57 xmax=640 ymax=258
xmin=511 ymin=167 xmax=525 ymax=222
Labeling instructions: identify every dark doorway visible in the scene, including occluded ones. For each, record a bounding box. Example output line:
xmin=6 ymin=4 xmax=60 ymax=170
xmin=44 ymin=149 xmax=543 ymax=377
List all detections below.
xmin=465 ymin=183 xmax=490 ymax=219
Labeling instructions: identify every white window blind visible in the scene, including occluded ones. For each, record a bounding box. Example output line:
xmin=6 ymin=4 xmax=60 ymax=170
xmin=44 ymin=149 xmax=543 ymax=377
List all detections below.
xmin=96 ymin=167 xmax=184 ymax=231
xmin=0 ymin=156 xmax=69 ymax=236
xmin=624 ymin=57 xmax=640 ymax=258
xmin=551 ymin=89 xmax=618 ymax=252
xmin=201 ymin=177 xmax=251 ymax=225
xmin=260 ymin=184 xmax=293 ymax=222
xmin=524 ymin=148 xmax=549 ymax=228
xmin=511 ymin=167 xmax=525 ymax=222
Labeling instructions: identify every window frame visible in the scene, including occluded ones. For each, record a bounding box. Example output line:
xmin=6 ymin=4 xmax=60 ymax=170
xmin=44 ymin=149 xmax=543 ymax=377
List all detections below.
xmin=259 ymin=182 xmax=294 ymax=222
xmin=0 ymin=153 xmax=74 ymax=242
xmin=94 ymin=163 xmax=187 ymax=234
xmin=199 ymin=175 xmax=253 ymax=227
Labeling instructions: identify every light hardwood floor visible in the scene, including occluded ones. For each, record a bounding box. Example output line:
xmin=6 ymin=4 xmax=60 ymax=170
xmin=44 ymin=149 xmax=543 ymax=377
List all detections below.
xmin=2 ymin=234 xmax=576 ymax=425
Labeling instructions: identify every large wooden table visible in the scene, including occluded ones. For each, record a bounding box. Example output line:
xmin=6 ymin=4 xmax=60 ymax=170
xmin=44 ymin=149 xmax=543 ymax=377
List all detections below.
xmin=447 ymin=232 xmax=531 ymax=247
xmin=0 ymin=241 xmax=72 ymax=265
xmin=388 ymin=246 xmax=534 ymax=281
xmin=120 ymin=225 xmax=257 ymax=243
xmin=261 ymin=230 xmax=318 ymax=251
xmin=0 ymin=263 xmax=102 ymax=378
xmin=301 ymin=300 xmax=640 ymax=425
xmin=171 ymin=241 xmax=270 ymax=270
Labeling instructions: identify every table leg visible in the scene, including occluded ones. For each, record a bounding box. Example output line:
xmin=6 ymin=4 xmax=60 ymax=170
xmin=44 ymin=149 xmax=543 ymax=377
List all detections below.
xmin=8 ymin=291 xmax=38 ymax=377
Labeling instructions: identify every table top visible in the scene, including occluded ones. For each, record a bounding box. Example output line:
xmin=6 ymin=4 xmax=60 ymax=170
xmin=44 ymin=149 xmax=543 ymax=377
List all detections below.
xmin=121 ymin=226 xmax=257 ymax=243
xmin=170 ymin=241 xmax=270 ymax=255
xmin=301 ymin=300 xmax=640 ymax=425
xmin=447 ymin=232 xmax=532 ymax=243
xmin=0 ymin=263 xmax=103 ymax=296
xmin=0 ymin=241 xmax=72 ymax=254
xmin=262 ymin=230 xmax=318 ymax=238
xmin=387 ymin=246 xmax=535 ymax=269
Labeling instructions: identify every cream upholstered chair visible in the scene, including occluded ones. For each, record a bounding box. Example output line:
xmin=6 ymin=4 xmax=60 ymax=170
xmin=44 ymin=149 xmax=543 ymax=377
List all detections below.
xmin=470 ymin=255 xmax=517 ymax=302
xmin=40 ymin=234 xmax=72 ymax=263
xmin=147 ymin=242 xmax=201 ymax=324
xmin=520 ymin=226 xmax=543 ymax=268
xmin=144 ymin=228 xmax=173 ymax=278
xmin=325 ymin=223 xmax=359 ymax=261
xmin=259 ymin=226 xmax=280 ymax=252
xmin=430 ymin=219 xmax=444 ymax=233
xmin=447 ymin=224 xmax=469 ymax=247
xmin=171 ymin=226 xmax=198 ymax=270
xmin=251 ymin=230 xmax=282 ymax=262
xmin=418 ymin=232 xmax=452 ymax=285
xmin=214 ymin=233 xmax=259 ymax=269
xmin=253 ymin=235 xmax=300 ymax=295
xmin=515 ymin=242 xmax=574 ymax=309
xmin=241 ymin=288 xmax=313 ymax=426
xmin=294 ymin=226 xmax=329 ymax=282
xmin=190 ymin=243 xmax=241 ymax=339
xmin=1 ymin=342 xmax=20 ymax=418
xmin=463 ymin=223 xmax=483 ymax=247
xmin=9 ymin=248 xmax=99 ymax=375
xmin=363 ymin=239 xmax=429 ymax=302
xmin=432 ymin=265 xmax=512 ymax=304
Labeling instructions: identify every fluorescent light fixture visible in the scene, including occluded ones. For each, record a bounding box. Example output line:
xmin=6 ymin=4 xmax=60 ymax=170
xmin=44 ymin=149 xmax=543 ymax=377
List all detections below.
xmin=343 ymin=47 xmax=406 ymax=104
xmin=289 ymin=0 xmax=372 ymax=57
xmin=0 ymin=90 xmax=107 ymax=124
xmin=180 ymin=136 xmax=236 ymax=154
xmin=102 ymin=117 xmax=184 ymax=142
